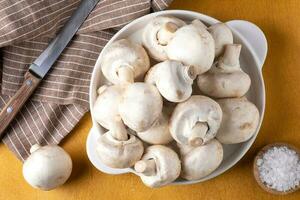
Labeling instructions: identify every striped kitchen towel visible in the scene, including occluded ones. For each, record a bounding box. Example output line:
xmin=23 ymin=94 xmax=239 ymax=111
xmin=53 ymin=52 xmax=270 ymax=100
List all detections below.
xmin=0 ymin=0 xmax=172 ymax=161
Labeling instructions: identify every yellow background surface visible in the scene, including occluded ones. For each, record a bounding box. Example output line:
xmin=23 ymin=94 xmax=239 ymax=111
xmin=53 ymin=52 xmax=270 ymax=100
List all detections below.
xmin=0 ymin=0 xmax=300 ymax=199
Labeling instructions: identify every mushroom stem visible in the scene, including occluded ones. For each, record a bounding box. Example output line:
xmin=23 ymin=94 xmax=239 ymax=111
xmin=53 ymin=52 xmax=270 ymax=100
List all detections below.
xmin=157 ymin=22 xmax=178 ymax=45
xmin=181 ymin=65 xmax=197 ymax=83
xmin=97 ymin=85 xmax=108 ymax=95
xmin=117 ymin=66 xmax=134 ymax=84
xmin=30 ymin=144 xmax=41 ymax=154
xmin=134 ymin=159 xmax=156 ymax=176
xmin=110 ymin=117 xmax=128 ymax=141
xmin=188 ymin=122 xmax=208 ymax=146
xmin=191 ymin=19 xmax=207 ymax=29
xmin=220 ymin=44 xmax=242 ymax=67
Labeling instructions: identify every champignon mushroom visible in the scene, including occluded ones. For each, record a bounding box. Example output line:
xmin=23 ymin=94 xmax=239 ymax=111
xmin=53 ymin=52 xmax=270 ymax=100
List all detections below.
xmin=208 ymin=23 xmax=233 ymax=57
xmin=179 ymin=139 xmax=223 ymax=181
xmin=145 ymin=60 xmax=196 ymax=102
xmin=137 ymin=111 xmax=173 ymax=145
xmin=216 ymin=97 xmax=260 ymax=144
xmin=142 ymin=16 xmax=186 ymax=61
xmin=169 ymin=95 xmax=222 ymax=146
xmin=134 ymin=145 xmax=181 ymax=187
xmin=166 ymin=19 xmax=215 ymax=74
xmin=101 ymin=39 xmax=150 ymax=84
xmin=93 ymin=85 xmax=124 ymax=130
xmin=96 ymin=117 xmax=144 ymax=168
xmin=197 ymin=44 xmax=251 ymax=98
xmin=119 ymin=82 xmax=163 ymax=132
xmin=23 ymin=144 xmax=72 ymax=191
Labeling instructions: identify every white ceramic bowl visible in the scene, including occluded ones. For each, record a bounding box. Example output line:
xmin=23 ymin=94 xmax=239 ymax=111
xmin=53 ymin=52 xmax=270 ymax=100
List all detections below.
xmin=87 ymin=10 xmax=267 ymax=185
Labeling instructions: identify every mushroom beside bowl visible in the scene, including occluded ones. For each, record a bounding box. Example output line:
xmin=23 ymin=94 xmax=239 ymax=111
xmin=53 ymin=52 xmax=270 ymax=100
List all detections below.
xmin=87 ymin=10 xmax=267 ymax=185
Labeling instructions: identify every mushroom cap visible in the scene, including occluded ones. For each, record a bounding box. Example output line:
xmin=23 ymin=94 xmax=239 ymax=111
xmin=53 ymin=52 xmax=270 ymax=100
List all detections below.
xmin=179 ymin=139 xmax=223 ymax=181
xmin=166 ymin=19 xmax=215 ymax=74
xmin=138 ymin=145 xmax=181 ymax=187
xmin=101 ymin=39 xmax=150 ymax=84
xmin=93 ymin=85 xmax=123 ymax=129
xmin=23 ymin=145 xmax=72 ymax=191
xmin=208 ymin=23 xmax=233 ymax=57
xmin=96 ymin=132 xmax=144 ymax=168
xmin=145 ymin=60 xmax=196 ymax=102
xmin=197 ymin=44 xmax=251 ymax=98
xmin=142 ymin=16 xmax=186 ymax=61
xmin=197 ymin=69 xmax=251 ymax=98
xmin=216 ymin=97 xmax=260 ymax=144
xmin=169 ymin=95 xmax=222 ymax=146
xmin=119 ymin=82 xmax=163 ymax=132
xmin=137 ymin=112 xmax=173 ymax=145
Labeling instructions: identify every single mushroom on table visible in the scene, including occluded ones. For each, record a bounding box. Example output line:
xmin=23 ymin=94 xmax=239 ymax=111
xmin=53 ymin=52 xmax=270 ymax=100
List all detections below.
xmin=179 ymin=139 xmax=223 ymax=181
xmin=93 ymin=85 xmax=125 ymax=131
xmin=134 ymin=145 xmax=181 ymax=188
xmin=23 ymin=144 xmax=72 ymax=191
xmin=216 ymin=97 xmax=260 ymax=144
xmin=119 ymin=82 xmax=163 ymax=132
xmin=197 ymin=44 xmax=251 ymax=98
xmin=142 ymin=16 xmax=186 ymax=61
xmin=169 ymin=95 xmax=222 ymax=147
xmin=96 ymin=117 xmax=144 ymax=168
xmin=208 ymin=23 xmax=233 ymax=57
xmin=137 ymin=109 xmax=173 ymax=145
xmin=101 ymin=39 xmax=150 ymax=84
xmin=145 ymin=60 xmax=197 ymax=102
xmin=166 ymin=19 xmax=215 ymax=75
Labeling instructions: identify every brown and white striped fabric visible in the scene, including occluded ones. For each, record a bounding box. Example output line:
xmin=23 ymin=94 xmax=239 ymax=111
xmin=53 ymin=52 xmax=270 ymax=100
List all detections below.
xmin=0 ymin=0 xmax=172 ymax=161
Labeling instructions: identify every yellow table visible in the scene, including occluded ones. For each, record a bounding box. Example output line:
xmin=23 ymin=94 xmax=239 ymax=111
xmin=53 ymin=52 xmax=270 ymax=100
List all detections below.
xmin=1 ymin=0 xmax=300 ymax=199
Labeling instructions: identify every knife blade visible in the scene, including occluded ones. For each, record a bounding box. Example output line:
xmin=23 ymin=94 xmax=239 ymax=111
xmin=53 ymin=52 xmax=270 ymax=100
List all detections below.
xmin=30 ymin=0 xmax=100 ymax=78
xmin=0 ymin=0 xmax=100 ymax=137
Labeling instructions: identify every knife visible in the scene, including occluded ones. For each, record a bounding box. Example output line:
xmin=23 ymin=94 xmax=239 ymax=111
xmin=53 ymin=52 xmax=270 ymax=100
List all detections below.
xmin=0 ymin=0 xmax=100 ymax=137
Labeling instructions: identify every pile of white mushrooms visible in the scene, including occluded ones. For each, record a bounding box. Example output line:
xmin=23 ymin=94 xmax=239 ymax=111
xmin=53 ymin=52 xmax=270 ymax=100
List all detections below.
xmin=93 ymin=16 xmax=260 ymax=188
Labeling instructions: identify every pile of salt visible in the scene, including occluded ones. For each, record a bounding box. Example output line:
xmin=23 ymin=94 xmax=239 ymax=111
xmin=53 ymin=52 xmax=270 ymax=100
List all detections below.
xmin=256 ymin=146 xmax=300 ymax=192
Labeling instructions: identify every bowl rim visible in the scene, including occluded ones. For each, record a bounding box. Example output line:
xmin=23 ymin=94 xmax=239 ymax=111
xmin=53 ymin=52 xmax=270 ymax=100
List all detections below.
xmin=88 ymin=9 xmax=266 ymax=185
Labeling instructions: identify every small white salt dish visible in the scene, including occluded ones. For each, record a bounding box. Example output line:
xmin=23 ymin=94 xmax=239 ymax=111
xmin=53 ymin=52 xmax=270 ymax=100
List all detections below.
xmin=87 ymin=10 xmax=268 ymax=185
xmin=253 ymin=143 xmax=300 ymax=195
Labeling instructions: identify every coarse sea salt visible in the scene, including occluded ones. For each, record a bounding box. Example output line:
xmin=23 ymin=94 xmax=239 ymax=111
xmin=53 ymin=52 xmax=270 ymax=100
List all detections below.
xmin=256 ymin=146 xmax=300 ymax=192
